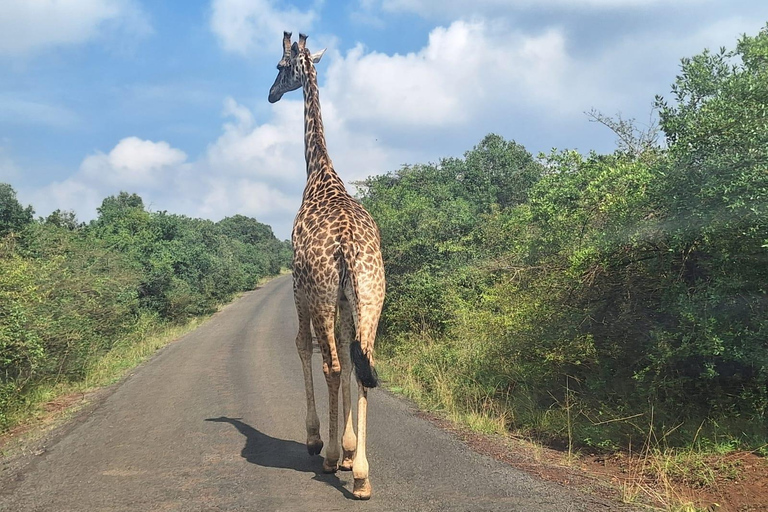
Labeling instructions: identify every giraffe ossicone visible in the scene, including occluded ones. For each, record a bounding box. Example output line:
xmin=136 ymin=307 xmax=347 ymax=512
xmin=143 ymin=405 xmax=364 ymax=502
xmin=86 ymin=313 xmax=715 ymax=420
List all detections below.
xmin=268 ymin=30 xmax=386 ymax=501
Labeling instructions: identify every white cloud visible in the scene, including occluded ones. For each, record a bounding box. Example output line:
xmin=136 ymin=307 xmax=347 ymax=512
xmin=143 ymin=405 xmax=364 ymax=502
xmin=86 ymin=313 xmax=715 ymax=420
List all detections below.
xmin=26 ymin=85 xmax=416 ymax=239
xmin=27 ymin=105 xmax=308 ymax=238
xmin=366 ymin=0 xmax=703 ymax=18
xmin=197 ymin=179 xmax=295 ymax=220
xmin=201 ymin=96 xmax=412 ymax=236
xmin=323 ymin=20 xmax=598 ymax=133
xmin=31 ymin=179 xmax=103 ymax=219
xmin=15 ymin=19 xmax=633 ymax=237
xmin=29 ymin=136 xmax=187 ymax=221
xmin=79 ymin=137 xmax=188 ymax=188
xmin=0 ymin=0 xmax=150 ymax=56
xmin=210 ymin=0 xmax=316 ymax=55
xmin=570 ymin=14 xmax=768 ymax=109
xmin=206 ymin=97 xmax=305 ymax=181
xmin=322 ymin=13 xmax=767 ymax=152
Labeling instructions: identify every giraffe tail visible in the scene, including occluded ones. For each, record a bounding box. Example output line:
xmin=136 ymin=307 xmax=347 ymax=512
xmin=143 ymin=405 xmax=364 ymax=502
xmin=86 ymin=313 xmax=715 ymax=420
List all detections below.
xmin=340 ymin=239 xmax=379 ymax=389
xmin=351 ymin=340 xmax=378 ymax=388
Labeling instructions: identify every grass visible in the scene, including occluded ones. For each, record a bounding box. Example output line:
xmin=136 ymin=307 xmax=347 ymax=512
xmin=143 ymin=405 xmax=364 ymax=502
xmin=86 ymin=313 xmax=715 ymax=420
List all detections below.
xmin=376 ymin=343 xmax=509 ymax=438
xmin=1 ymin=273 xmax=285 ymax=445
xmin=1 ymin=272 xmax=289 ymax=442
xmin=375 ymin=335 xmax=761 ymax=511
xmin=82 ymin=317 xmax=206 ymax=390
xmin=0 ymin=316 xmax=207 ymax=446
xmin=617 ymin=443 xmax=732 ymax=510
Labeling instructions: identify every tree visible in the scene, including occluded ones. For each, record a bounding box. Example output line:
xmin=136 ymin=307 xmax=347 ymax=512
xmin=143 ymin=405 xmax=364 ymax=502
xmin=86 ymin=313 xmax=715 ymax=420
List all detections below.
xmin=655 ymin=26 xmax=768 ymax=244
xmin=95 ymin=192 xmax=145 ymax=226
xmin=44 ymin=210 xmax=79 ymax=230
xmin=0 ymin=183 xmax=34 ymax=237
xmin=649 ymin=25 xmax=768 ymax=417
xmin=459 ymin=134 xmax=543 ymax=209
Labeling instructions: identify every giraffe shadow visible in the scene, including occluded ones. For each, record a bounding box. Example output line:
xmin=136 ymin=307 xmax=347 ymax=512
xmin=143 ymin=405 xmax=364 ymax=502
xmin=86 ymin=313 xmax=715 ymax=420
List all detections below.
xmin=204 ymin=416 xmax=355 ymax=499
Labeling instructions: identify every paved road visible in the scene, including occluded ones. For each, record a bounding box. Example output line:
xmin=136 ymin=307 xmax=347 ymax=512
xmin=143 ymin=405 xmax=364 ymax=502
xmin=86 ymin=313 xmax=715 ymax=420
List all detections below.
xmin=0 ymin=275 xmax=621 ymax=511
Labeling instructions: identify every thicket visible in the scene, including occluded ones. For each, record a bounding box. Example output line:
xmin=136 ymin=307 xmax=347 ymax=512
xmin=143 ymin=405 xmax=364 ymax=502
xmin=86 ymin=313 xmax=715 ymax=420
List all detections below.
xmin=360 ymin=27 xmax=768 ymax=451
xmin=0 ymin=189 xmax=290 ymax=430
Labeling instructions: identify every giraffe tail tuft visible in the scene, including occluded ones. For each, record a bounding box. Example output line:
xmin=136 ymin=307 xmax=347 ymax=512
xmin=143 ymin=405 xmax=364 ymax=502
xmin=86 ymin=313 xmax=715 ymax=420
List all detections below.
xmin=351 ymin=340 xmax=378 ymax=388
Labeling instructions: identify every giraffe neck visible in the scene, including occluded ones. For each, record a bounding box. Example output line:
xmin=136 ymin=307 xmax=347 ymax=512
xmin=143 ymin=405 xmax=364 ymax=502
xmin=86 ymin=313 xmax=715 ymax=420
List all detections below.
xmin=301 ymin=54 xmax=332 ymax=178
xmin=298 ymin=51 xmax=347 ymax=202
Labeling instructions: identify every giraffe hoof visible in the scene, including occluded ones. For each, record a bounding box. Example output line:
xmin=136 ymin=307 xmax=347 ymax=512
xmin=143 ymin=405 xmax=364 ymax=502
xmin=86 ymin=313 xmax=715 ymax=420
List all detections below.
xmin=307 ymin=439 xmax=323 ymax=456
xmin=339 ymin=450 xmax=355 ymax=471
xmin=322 ymin=459 xmax=339 ymax=473
xmin=353 ymin=478 xmax=371 ymax=500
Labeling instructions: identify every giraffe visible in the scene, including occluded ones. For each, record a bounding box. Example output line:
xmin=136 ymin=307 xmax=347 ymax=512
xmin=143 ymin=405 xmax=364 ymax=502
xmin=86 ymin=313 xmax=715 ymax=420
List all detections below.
xmin=268 ymin=31 xmax=386 ymax=500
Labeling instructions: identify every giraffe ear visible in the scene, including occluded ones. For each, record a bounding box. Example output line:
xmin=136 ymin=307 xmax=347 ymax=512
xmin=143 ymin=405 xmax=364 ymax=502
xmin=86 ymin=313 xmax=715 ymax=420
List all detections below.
xmin=310 ymin=48 xmax=326 ymax=63
xmin=291 ymin=41 xmax=299 ymax=57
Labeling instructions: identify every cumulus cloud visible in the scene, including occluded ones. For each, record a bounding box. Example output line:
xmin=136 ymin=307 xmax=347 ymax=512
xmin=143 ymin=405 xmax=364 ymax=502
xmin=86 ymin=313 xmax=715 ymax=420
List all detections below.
xmin=14 ymin=18 xmax=647 ymax=236
xmin=29 ymin=137 xmax=188 ymax=221
xmin=365 ymin=0 xmax=703 ymax=18
xmin=195 ymin=179 xmax=295 ymax=220
xmin=79 ymin=137 xmax=188 ymax=188
xmin=28 ymin=104 xmax=307 ymax=238
xmin=26 ymin=84 xmax=417 ymax=239
xmin=200 ymin=96 xmax=412 ymax=236
xmin=31 ymin=179 xmax=104 ymax=219
xmin=210 ymin=0 xmax=317 ymax=55
xmin=324 ymin=21 xmax=579 ymax=131
xmin=322 ymin=13 xmax=768 ymax=155
xmin=0 ymin=0 xmax=150 ymax=56
xmin=206 ymin=97 xmax=306 ymax=182
xmin=316 ymin=17 xmax=628 ymax=159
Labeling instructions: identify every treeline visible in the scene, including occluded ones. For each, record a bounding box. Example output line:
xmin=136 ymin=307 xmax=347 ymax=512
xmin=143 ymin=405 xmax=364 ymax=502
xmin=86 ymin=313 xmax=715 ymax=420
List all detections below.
xmin=0 ymin=189 xmax=290 ymax=429
xmin=360 ymin=27 xmax=768 ymax=450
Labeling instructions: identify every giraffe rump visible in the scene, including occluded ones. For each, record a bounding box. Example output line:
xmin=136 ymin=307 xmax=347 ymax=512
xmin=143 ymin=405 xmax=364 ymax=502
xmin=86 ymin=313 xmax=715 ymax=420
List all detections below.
xmin=350 ymin=340 xmax=379 ymax=388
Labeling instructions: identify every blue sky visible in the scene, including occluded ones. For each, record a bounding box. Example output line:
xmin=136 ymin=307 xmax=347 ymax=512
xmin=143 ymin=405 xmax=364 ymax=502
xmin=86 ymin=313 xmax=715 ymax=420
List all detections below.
xmin=1 ymin=0 xmax=767 ymax=239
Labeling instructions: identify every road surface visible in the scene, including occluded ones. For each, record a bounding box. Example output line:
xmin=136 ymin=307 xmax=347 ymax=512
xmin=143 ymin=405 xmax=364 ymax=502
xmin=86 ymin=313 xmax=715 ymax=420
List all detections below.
xmin=0 ymin=275 xmax=622 ymax=511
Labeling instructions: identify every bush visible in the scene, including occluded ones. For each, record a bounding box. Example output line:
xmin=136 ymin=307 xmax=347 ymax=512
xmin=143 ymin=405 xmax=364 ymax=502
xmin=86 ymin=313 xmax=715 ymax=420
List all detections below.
xmin=360 ymin=24 xmax=768 ymax=450
xmin=0 ymin=186 xmax=288 ymax=431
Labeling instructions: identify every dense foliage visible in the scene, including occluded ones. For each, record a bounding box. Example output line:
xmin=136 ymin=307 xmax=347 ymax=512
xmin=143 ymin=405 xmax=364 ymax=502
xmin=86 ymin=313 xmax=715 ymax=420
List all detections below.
xmin=360 ymin=27 xmax=768 ymax=449
xmin=0 ymin=190 xmax=289 ymax=429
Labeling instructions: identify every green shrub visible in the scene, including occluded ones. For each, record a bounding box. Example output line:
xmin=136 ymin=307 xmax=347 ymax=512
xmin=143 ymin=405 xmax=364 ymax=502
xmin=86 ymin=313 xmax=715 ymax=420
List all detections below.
xmin=0 ymin=186 xmax=287 ymax=431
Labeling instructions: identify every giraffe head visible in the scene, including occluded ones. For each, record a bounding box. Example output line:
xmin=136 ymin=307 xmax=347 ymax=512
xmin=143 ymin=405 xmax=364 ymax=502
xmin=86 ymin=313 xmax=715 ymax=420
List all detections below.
xmin=268 ymin=32 xmax=326 ymax=103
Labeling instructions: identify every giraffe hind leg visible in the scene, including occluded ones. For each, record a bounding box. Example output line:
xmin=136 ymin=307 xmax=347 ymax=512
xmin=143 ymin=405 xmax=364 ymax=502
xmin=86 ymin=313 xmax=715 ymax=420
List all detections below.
xmin=351 ymin=300 xmax=383 ymax=500
xmin=294 ymin=289 xmax=322 ymax=456
xmin=311 ymin=305 xmax=341 ymax=473
xmin=338 ymin=294 xmax=357 ymax=471
xmin=352 ymin=381 xmax=372 ymax=500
